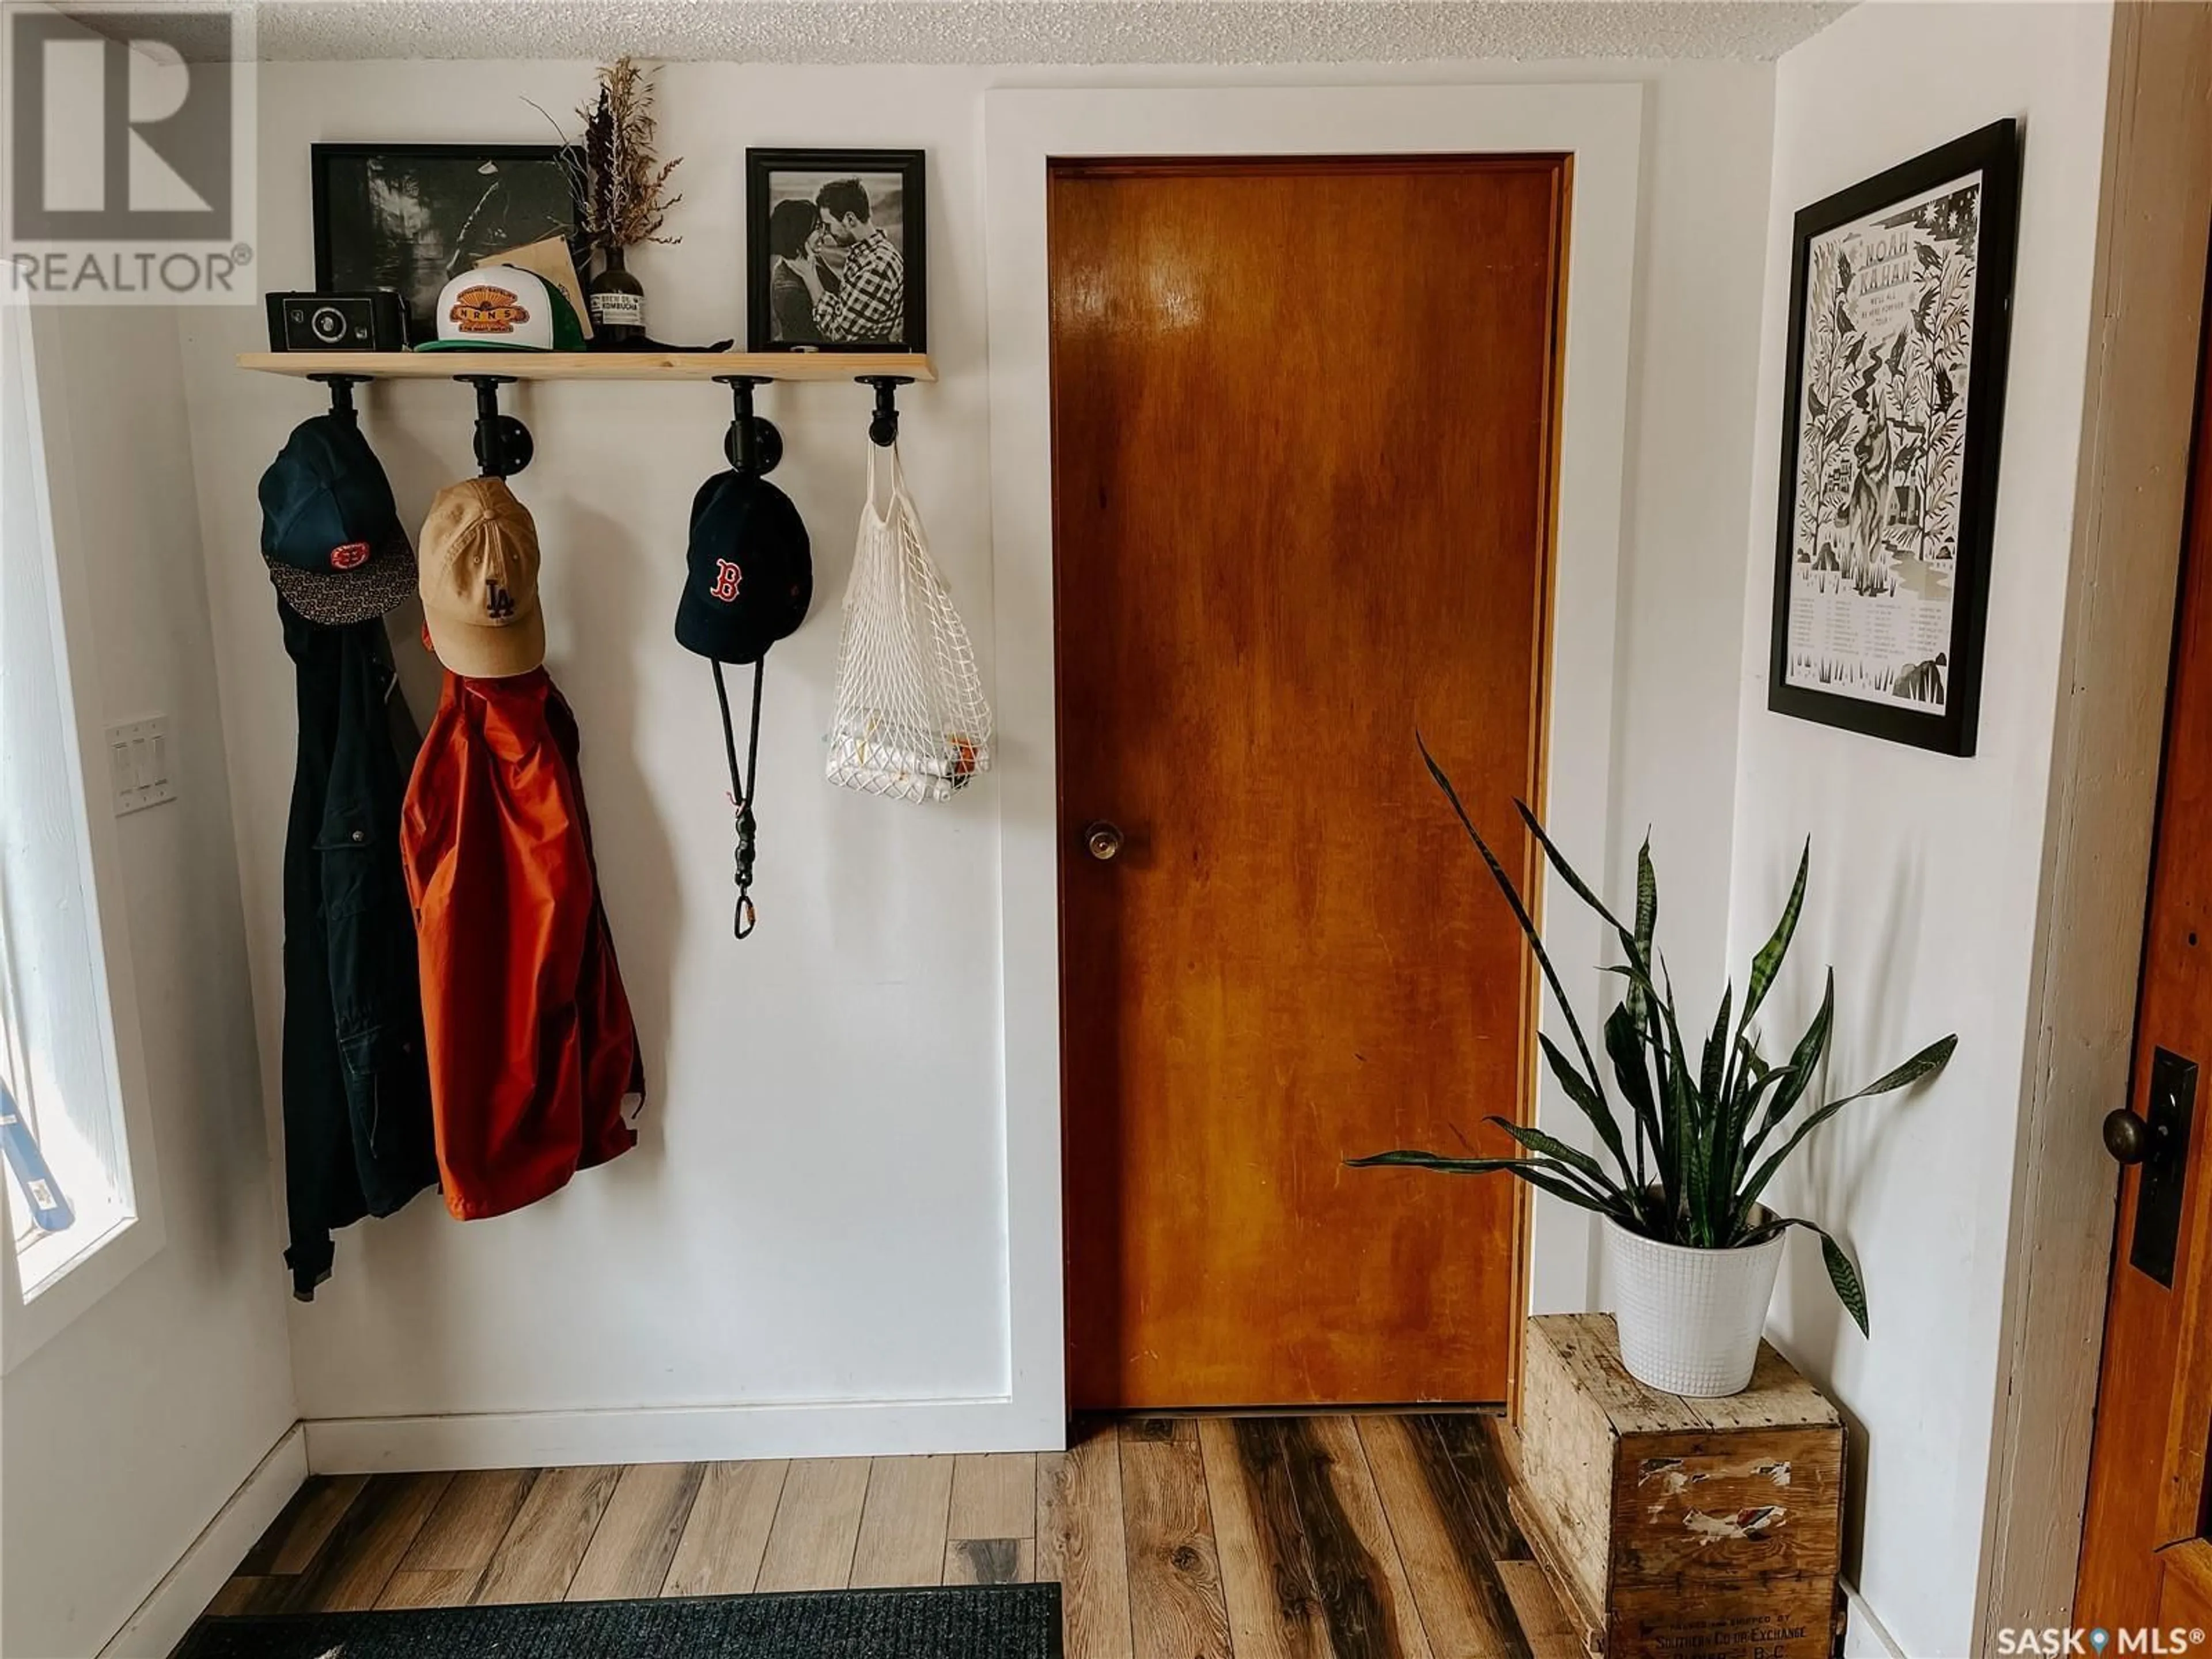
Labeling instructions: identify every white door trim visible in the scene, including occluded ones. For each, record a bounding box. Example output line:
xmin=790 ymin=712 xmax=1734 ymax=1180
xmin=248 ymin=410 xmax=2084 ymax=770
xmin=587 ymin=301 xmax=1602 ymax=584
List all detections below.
xmin=982 ymin=84 xmax=1645 ymax=1433
xmin=1978 ymin=4 xmax=2212 ymax=1642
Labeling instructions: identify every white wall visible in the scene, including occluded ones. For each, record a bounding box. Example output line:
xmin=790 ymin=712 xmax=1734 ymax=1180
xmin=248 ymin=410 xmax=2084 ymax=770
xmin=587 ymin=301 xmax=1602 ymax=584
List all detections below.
xmin=1 ymin=310 xmax=297 ymax=1657
xmin=4 ymin=22 xmax=2146 ymax=1650
xmin=177 ymin=58 xmax=1773 ymax=1458
xmin=1726 ymin=6 xmax=2115 ymax=1656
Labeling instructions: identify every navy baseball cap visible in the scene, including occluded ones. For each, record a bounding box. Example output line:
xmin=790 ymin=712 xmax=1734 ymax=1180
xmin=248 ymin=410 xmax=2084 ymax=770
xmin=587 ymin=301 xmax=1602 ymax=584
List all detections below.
xmin=674 ymin=471 xmax=812 ymax=665
xmin=258 ymin=415 xmax=415 ymax=626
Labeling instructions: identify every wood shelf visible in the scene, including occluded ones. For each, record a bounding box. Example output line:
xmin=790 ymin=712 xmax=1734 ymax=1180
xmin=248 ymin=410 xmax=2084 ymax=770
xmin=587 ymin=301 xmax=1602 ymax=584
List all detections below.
xmin=236 ymin=351 xmax=935 ymax=383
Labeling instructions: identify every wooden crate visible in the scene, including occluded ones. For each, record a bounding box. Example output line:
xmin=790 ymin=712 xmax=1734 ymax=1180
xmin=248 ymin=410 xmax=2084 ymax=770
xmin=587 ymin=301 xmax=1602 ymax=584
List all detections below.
xmin=1510 ymin=1313 xmax=1846 ymax=1659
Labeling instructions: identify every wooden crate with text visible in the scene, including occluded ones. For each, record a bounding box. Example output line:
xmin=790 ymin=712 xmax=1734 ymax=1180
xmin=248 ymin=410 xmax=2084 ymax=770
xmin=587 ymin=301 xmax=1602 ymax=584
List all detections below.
xmin=1510 ymin=1313 xmax=1846 ymax=1659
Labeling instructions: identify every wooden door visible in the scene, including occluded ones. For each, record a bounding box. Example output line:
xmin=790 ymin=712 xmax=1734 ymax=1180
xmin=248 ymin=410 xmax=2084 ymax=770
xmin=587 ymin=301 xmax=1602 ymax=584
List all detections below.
xmin=1050 ymin=156 xmax=1566 ymax=1410
xmin=2077 ymin=298 xmax=2212 ymax=1631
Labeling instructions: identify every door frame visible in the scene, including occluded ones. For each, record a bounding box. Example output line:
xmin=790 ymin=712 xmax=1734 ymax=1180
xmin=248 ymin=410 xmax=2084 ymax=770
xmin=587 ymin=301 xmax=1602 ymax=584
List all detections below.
xmin=1978 ymin=5 xmax=2212 ymax=1644
xmin=981 ymin=84 xmax=1645 ymax=1443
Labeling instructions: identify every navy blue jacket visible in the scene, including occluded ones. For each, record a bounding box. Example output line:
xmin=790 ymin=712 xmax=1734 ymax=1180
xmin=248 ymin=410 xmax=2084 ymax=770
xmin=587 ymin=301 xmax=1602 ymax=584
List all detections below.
xmin=278 ymin=599 xmax=437 ymax=1298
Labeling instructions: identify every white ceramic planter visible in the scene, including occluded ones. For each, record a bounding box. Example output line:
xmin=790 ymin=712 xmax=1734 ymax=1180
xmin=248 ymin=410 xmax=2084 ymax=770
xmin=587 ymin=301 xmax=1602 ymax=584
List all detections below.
xmin=1603 ymin=1211 xmax=1787 ymax=1396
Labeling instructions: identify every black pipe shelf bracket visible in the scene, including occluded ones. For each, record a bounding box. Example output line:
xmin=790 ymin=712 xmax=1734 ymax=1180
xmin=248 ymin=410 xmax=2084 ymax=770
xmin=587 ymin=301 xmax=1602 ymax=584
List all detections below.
xmin=715 ymin=374 xmax=782 ymax=478
xmin=856 ymin=374 xmax=912 ymax=448
xmin=309 ymin=370 xmax=370 ymax=424
xmin=253 ymin=355 xmax=941 ymax=468
xmin=457 ymin=374 xmax=532 ymax=478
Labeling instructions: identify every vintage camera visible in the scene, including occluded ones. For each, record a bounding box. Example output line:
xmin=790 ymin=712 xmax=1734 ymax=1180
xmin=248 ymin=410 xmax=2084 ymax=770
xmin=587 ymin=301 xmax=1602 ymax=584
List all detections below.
xmin=266 ymin=290 xmax=408 ymax=352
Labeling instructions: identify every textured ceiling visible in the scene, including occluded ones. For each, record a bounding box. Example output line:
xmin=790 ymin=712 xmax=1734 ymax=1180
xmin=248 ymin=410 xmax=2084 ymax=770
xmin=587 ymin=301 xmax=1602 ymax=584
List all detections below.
xmin=254 ymin=1 xmax=1854 ymax=65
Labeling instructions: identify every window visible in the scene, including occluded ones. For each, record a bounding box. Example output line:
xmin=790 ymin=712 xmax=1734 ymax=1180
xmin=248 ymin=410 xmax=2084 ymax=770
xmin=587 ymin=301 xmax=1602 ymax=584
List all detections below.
xmin=0 ymin=308 xmax=154 ymax=1322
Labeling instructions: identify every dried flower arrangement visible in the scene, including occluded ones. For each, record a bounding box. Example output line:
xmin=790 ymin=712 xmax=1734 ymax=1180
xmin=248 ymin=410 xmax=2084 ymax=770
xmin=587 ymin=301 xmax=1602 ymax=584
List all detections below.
xmin=575 ymin=55 xmax=683 ymax=253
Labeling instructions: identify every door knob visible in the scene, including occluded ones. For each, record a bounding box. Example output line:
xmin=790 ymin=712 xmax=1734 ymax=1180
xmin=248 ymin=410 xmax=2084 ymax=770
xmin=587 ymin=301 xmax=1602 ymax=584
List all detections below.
xmin=1085 ymin=821 xmax=1124 ymax=862
xmin=2104 ymin=1107 xmax=2161 ymax=1166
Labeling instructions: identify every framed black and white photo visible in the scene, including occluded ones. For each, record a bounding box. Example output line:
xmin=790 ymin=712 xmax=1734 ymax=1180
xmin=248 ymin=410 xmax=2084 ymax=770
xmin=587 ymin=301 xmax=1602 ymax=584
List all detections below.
xmin=1768 ymin=119 xmax=2020 ymax=756
xmin=745 ymin=149 xmax=926 ymax=354
xmin=312 ymin=144 xmax=582 ymax=347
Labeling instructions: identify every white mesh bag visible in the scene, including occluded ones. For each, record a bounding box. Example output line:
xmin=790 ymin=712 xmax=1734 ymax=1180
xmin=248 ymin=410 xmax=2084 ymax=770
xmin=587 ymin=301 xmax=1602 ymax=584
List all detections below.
xmin=825 ymin=443 xmax=993 ymax=804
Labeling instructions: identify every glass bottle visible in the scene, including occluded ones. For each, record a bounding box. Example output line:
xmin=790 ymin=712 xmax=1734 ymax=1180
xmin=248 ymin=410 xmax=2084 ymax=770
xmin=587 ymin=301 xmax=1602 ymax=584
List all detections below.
xmin=587 ymin=245 xmax=645 ymax=344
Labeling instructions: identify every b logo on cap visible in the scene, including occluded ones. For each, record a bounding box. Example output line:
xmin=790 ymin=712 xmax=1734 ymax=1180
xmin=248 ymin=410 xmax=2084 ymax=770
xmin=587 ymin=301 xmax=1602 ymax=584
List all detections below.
xmin=330 ymin=541 xmax=370 ymax=570
xmin=711 ymin=558 xmax=742 ymax=603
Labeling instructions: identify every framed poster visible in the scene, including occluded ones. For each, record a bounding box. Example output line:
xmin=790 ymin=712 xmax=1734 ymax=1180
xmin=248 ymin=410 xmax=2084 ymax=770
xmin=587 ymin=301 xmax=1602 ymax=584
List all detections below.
xmin=1768 ymin=119 xmax=2020 ymax=755
xmin=312 ymin=143 xmax=583 ymax=346
xmin=745 ymin=149 xmax=926 ymax=353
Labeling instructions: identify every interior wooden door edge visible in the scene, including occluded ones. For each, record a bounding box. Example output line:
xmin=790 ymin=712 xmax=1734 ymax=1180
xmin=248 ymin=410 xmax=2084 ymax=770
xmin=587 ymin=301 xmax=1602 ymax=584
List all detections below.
xmin=1505 ymin=154 xmax=1577 ymax=1427
xmin=1979 ymin=2 xmax=2212 ymax=1645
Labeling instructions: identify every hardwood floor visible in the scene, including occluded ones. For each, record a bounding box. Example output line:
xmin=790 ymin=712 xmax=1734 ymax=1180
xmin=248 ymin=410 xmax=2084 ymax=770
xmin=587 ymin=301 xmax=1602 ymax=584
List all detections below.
xmin=202 ymin=1415 xmax=1574 ymax=1657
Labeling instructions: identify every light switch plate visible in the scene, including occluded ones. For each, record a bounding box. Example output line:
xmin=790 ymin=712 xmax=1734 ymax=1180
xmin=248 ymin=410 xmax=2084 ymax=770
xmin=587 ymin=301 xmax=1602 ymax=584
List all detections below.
xmin=105 ymin=716 xmax=176 ymax=816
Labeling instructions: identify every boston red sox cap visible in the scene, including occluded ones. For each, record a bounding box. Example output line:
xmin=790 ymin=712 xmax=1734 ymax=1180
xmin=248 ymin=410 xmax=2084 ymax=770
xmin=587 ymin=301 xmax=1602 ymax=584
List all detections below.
xmin=675 ymin=468 xmax=813 ymax=942
xmin=673 ymin=470 xmax=812 ymax=665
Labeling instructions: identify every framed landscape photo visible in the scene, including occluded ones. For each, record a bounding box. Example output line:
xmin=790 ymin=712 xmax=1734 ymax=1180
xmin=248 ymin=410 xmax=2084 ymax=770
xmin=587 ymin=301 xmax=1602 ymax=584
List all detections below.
xmin=746 ymin=149 xmax=926 ymax=354
xmin=1768 ymin=119 xmax=2020 ymax=756
xmin=312 ymin=143 xmax=583 ymax=347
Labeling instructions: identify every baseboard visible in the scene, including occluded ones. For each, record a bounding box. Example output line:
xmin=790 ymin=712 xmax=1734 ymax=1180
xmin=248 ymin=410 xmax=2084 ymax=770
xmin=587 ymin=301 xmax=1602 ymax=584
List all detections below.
xmin=304 ymin=1393 xmax=1064 ymax=1474
xmin=96 ymin=1423 xmax=306 ymax=1659
xmin=1842 ymin=1578 xmax=1909 ymax=1659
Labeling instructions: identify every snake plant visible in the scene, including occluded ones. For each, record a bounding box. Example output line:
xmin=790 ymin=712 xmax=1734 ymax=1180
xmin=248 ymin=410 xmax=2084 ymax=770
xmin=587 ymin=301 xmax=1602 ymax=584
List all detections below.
xmin=1350 ymin=738 xmax=1956 ymax=1334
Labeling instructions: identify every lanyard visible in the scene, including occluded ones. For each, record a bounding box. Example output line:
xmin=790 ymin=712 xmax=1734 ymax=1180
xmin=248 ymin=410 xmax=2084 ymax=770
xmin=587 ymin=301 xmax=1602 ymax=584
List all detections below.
xmin=711 ymin=658 xmax=764 ymax=940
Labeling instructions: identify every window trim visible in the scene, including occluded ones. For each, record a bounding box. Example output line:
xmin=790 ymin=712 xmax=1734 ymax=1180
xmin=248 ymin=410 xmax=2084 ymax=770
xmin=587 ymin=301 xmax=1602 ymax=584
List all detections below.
xmin=1 ymin=304 xmax=169 ymax=1372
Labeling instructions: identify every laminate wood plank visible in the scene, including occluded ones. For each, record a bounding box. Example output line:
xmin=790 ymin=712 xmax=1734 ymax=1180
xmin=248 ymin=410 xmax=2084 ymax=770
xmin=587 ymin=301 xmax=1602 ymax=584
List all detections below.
xmin=945 ymin=1537 xmax=1036 ymax=1586
xmin=850 ymin=1455 xmax=956 ymax=1588
xmin=374 ymin=1567 xmax=482 ymax=1609
xmin=1197 ymin=1417 xmax=1325 ymax=1659
xmin=1119 ymin=1416 xmax=1232 ymax=1659
xmin=567 ymin=1463 xmax=705 ymax=1600
xmin=203 ymin=1576 xmax=286 ymax=1616
xmin=1358 ymin=1415 xmax=1530 ymax=1658
xmin=1037 ymin=1424 xmax=1136 ymax=1659
xmin=1412 ymin=1416 xmax=1528 ymax=1562
xmin=950 ymin=1453 xmax=1038 ymax=1540
xmin=755 ymin=1457 xmax=871 ymax=1593
xmin=400 ymin=1469 xmax=537 ymax=1573
xmin=198 ymin=1418 xmax=1574 ymax=1649
xmin=281 ymin=1472 xmax=452 ymax=1612
xmin=236 ymin=1474 xmax=367 ymax=1575
xmin=662 ymin=1460 xmax=789 ymax=1597
xmin=1125 ymin=1417 xmax=1194 ymax=1446
xmin=472 ymin=1465 xmax=622 ymax=1605
xmin=1494 ymin=1560 xmax=1581 ymax=1659
xmin=1203 ymin=1415 xmax=1435 ymax=1659
xmin=1303 ymin=1416 xmax=1436 ymax=1659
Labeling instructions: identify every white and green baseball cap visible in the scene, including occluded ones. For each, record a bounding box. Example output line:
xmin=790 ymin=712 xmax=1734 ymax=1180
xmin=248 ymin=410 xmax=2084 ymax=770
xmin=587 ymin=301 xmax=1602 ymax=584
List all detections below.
xmin=415 ymin=263 xmax=586 ymax=353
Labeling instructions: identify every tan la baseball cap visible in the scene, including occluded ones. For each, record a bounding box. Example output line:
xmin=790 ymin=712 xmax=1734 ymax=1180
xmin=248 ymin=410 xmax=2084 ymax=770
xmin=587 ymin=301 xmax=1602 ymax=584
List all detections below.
xmin=418 ymin=478 xmax=547 ymax=678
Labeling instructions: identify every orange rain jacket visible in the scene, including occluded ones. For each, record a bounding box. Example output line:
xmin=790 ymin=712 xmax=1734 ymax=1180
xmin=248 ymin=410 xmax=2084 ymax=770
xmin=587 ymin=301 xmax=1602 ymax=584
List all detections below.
xmin=402 ymin=669 xmax=641 ymax=1218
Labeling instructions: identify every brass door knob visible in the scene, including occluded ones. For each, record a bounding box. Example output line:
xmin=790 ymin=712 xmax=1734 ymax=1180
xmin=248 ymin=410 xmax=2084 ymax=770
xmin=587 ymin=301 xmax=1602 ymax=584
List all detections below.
xmin=2104 ymin=1107 xmax=2160 ymax=1166
xmin=1085 ymin=821 xmax=1124 ymax=861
